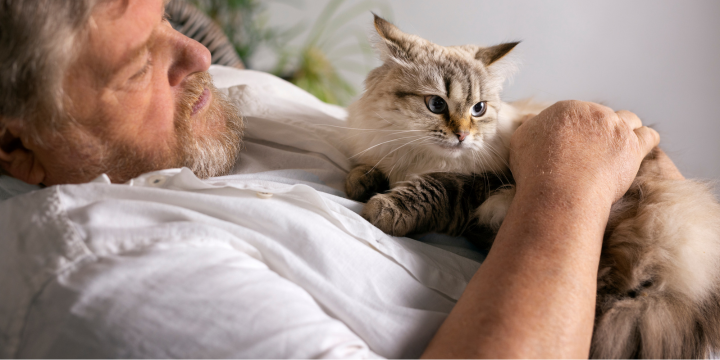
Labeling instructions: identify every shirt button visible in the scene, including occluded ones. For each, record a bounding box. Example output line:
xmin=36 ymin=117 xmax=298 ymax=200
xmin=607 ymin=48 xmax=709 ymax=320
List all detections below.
xmin=147 ymin=175 xmax=167 ymax=187
xmin=256 ymin=191 xmax=273 ymax=199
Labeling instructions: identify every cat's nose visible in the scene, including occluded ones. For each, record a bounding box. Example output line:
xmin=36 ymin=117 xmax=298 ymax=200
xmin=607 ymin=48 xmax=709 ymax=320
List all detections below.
xmin=456 ymin=131 xmax=469 ymax=142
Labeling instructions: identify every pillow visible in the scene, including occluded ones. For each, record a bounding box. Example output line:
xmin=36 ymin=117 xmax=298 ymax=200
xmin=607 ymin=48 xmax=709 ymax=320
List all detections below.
xmin=0 ymin=174 xmax=41 ymax=201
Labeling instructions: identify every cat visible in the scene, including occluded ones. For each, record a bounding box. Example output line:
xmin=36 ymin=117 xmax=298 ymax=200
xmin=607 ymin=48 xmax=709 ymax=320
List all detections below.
xmin=344 ymin=14 xmax=720 ymax=358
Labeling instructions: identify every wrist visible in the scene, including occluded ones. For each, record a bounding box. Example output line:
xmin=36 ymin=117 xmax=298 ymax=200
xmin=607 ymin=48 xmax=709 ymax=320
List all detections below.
xmin=502 ymin=173 xmax=615 ymax=260
xmin=515 ymin=170 xmax=617 ymax=211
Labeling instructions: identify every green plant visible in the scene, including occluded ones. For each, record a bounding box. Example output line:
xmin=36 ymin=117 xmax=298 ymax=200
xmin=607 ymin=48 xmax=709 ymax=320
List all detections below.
xmin=189 ymin=0 xmax=391 ymax=105
xmin=188 ymin=0 xmax=293 ymax=69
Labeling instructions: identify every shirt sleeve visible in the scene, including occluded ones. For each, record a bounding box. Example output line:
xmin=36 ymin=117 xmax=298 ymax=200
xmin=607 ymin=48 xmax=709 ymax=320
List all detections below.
xmin=15 ymin=242 xmax=380 ymax=359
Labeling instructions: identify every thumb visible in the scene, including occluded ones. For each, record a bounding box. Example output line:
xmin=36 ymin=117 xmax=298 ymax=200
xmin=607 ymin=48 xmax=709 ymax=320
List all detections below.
xmin=634 ymin=126 xmax=660 ymax=156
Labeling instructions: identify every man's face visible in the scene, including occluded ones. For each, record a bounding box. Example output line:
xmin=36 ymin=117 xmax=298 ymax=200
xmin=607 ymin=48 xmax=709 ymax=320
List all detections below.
xmin=34 ymin=0 xmax=243 ymax=185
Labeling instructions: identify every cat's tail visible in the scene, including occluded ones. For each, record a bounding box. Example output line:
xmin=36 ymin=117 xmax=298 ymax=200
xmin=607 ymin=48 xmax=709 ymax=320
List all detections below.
xmin=591 ymin=174 xmax=720 ymax=358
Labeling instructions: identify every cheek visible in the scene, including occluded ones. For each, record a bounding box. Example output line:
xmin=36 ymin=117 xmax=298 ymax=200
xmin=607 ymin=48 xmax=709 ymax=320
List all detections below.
xmin=99 ymin=84 xmax=177 ymax=148
xmin=393 ymin=98 xmax=439 ymax=128
xmin=471 ymin=112 xmax=500 ymax=138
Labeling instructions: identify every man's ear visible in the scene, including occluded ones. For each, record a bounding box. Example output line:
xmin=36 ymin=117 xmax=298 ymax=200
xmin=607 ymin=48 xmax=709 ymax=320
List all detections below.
xmin=0 ymin=121 xmax=46 ymax=185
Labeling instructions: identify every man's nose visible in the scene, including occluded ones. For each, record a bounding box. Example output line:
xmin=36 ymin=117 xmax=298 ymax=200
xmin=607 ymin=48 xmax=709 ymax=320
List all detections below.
xmin=167 ymin=29 xmax=212 ymax=87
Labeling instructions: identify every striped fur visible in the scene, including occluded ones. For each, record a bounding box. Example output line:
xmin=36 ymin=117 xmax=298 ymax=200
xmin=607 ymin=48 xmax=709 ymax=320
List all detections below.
xmin=346 ymin=15 xmax=720 ymax=358
xmin=361 ymin=172 xmax=509 ymax=250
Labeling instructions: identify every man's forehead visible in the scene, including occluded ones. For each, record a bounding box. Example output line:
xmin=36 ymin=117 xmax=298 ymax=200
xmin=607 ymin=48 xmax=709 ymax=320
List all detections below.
xmin=86 ymin=0 xmax=166 ymax=75
xmin=96 ymin=0 xmax=169 ymax=19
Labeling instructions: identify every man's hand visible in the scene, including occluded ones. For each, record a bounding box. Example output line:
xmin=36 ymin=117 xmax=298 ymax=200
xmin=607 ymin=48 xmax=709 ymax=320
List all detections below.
xmin=511 ymin=100 xmax=660 ymax=204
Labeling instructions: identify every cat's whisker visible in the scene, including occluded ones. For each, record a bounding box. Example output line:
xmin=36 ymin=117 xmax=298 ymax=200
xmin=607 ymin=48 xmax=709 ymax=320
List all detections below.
xmin=349 ymin=134 xmax=427 ymax=159
xmin=315 ymin=124 xmax=425 ymax=132
xmin=368 ymin=136 xmax=434 ymax=175
xmin=340 ymin=129 xmax=429 ymax=144
xmin=471 ymin=150 xmax=493 ymax=191
xmin=471 ymin=152 xmax=487 ymax=188
xmin=387 ymin=139 xmax=434 ymax=178
xmin=484 ymin=143 xmax=511 ymax=169
xmin=478 ymin=150 xmax=508 ymax=188
xmin=374 ymin=111 xmax=394 ymax=126
xmin=484 ymin=144 xmax=513 ymax=185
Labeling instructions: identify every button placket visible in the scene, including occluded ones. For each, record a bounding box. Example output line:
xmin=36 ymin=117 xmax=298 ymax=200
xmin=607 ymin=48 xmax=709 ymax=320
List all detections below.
xmin=147 ymin=175 xmax=167 ymax=187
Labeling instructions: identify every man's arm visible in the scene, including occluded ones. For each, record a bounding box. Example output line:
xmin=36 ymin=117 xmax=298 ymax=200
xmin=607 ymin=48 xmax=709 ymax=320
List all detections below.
xmin=422 ymin=100 xmax=661 ymax=358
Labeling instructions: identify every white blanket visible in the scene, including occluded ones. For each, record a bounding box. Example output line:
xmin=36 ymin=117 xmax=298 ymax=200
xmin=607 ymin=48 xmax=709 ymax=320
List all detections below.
xmin=0 ymin=67 xmax=482 ymax=358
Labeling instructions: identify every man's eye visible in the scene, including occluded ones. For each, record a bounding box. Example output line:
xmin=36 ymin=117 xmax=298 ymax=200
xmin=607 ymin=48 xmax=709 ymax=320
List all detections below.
xmin=130 ymin=58 xmax=152 ymax=80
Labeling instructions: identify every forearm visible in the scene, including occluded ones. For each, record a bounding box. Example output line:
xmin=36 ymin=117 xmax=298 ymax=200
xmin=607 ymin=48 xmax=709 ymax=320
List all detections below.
xmin=422 ymin=181 xmax=613 ymax=358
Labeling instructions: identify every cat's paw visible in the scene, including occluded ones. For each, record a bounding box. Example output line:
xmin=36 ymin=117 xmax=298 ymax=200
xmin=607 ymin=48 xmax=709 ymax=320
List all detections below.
xmin=362 ymin=193 xmax=417 ymax=236
xmin=475 ymin=185 xmax=516 ymax=230
xmin=345 ymin=165 xmax=390 ymax=203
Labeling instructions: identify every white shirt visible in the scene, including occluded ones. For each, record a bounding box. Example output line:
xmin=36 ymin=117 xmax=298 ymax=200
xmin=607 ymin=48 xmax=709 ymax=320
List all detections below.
xmin=0 ymin=67 xmax=483 ymax=358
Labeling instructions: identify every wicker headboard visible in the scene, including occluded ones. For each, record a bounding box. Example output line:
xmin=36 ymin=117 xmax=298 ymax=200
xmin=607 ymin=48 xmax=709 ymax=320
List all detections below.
xmin=165 ymin=0 xmax=244 ymax=69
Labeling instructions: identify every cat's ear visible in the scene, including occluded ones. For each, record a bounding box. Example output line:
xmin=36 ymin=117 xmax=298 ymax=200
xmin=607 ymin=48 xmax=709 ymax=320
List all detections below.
xmin=372 ymin=14 xmax=415 ymax=63
xmin=476 ymin=42 xmax=521 ymax=92
xmin=475 ymin=42 xmax=520 ymax=66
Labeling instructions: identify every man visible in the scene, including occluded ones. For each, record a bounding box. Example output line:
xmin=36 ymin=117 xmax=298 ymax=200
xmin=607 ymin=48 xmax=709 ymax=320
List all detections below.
xmin=0 ymin=0 xmax=670 ymax=358
xmin=0 ymin=0 xmax=242 ymax=185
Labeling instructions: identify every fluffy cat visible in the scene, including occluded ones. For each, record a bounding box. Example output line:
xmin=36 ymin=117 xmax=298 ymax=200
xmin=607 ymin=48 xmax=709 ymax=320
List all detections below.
xmin=345 ymin=15 xmax=720 ymax=358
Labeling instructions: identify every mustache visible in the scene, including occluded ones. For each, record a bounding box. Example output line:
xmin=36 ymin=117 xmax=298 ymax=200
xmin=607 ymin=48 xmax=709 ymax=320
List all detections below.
xmin=175 ymin=71 xmax=213 ymax=125
xmin=172 ymin=71 xmax=244 ymax=179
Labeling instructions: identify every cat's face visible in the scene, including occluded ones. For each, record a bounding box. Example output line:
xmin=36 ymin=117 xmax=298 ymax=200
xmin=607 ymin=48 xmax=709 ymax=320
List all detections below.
xmin=347 ymin=15 xmax=518 ymax=180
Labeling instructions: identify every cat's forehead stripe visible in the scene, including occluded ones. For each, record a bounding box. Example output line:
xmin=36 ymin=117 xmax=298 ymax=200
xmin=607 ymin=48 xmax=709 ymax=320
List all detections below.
xmin=449 ymin=81 xmax=464 ymax=103
xmin=466 ymin=79 xmax=473 ymax=109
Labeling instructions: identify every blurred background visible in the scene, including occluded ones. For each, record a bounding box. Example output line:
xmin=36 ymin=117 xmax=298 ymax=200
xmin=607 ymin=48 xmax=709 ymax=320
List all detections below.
xmin=187 ymin=0 xmax=720 ymax=188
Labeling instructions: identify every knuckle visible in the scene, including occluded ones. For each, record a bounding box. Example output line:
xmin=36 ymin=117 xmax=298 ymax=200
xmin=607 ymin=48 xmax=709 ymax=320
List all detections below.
xmin=556 ymin=99 xmax=583 ymax=108
xmin=586 ymin=103 xmax=613 ymax=119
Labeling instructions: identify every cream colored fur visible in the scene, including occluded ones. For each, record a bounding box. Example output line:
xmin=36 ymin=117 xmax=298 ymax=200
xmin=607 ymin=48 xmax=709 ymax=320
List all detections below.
xmin=476 ymin=186 xmax=516 ymax=230
xmin=606 ymin=176 xmax=720 ymax=303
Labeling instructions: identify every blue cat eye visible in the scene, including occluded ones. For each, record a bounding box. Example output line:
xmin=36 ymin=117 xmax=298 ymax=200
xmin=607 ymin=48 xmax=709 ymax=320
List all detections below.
xmin=425 ymin=95 xmax=447 ymax=114
xmin=471 ymin=101 xmax=487 ymax=117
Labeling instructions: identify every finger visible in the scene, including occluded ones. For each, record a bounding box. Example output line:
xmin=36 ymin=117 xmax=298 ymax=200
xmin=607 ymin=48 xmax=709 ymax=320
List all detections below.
xmin=634 ymin=126 xmax=660 ymax=156
xmin=616 ymin=110 xmax=643 ymax=129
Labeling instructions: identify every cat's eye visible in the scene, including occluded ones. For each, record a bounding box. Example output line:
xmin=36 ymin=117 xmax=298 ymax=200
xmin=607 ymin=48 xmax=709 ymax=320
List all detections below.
xmin=471 ymin=101 xmax=487 ymax=117
xmin=425 ymin=95 xmax=447 ymax=114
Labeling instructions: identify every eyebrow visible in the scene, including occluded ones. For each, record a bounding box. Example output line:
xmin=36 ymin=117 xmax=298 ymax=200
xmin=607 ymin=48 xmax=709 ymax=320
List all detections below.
xmin=121 ymin=37 xmax=152 ymax=68
xmin=104 ymin=31 xmax=155 ymax=84
xmin=113 ymin=1 xmax=166 ymax=74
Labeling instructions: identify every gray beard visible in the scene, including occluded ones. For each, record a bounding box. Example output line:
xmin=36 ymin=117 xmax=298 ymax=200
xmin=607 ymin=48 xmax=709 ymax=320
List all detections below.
xmin=173 ymin=75 xmax=244 ymax=179
xmin=54 ymin=72 xmax=244 ymax=184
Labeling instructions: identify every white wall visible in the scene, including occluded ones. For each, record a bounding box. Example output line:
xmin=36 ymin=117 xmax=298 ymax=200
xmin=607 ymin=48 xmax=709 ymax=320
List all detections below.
xmin=264 ymin=0 xmax=720 ymax=185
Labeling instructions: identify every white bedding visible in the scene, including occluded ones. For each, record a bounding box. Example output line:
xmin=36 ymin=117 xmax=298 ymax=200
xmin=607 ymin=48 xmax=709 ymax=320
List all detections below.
xmin=0 ymin=67 xmax=484 ymax=358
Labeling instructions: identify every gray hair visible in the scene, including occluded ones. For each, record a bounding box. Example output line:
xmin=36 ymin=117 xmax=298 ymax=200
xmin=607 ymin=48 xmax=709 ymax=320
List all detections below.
xmin=0 ymin=0 xmax=99 ymax=141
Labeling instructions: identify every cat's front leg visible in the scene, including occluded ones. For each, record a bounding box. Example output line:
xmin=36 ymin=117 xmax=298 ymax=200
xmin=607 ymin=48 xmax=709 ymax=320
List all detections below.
xmin=345 ymin=164 xmax=390 ymax=202
xmin=362 ymin=173 xmax=487 ymax=237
